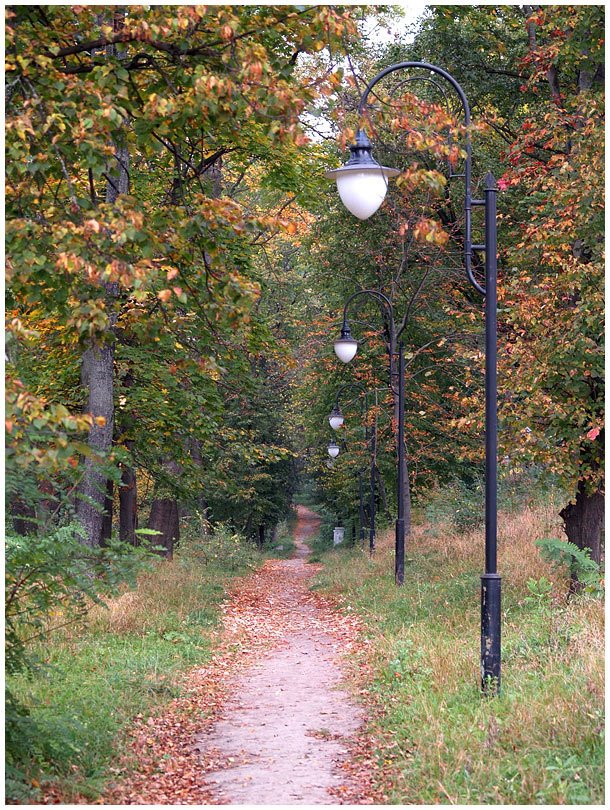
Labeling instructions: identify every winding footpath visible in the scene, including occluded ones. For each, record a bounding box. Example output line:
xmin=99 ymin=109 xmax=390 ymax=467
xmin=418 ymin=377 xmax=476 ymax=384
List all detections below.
xmin=199 ymin=506 xmax=363 ymax=804
xmin=100 ymin=505 xmax=376 ymax=805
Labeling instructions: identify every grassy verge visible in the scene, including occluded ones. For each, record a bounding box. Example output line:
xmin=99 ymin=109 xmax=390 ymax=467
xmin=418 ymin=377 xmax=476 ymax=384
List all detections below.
xmin=6 ymin=525 xmax=262 ymax=803
xmin=313 ymin=500 xmax=605 ymax=804
xmin=265 ymin=510 xmax=297 ymax=559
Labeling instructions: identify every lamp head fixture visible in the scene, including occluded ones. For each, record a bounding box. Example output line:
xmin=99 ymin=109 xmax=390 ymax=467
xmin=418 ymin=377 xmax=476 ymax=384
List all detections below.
xmin=334 ymin=320 xmax=358 ymax=364
xmin=327 ymin=440 xmax=340 ymax=459
xmin=328 ymin=406 xmax=344 ymax=431
xmin=325 ymin=129 xmax=399 ymax=220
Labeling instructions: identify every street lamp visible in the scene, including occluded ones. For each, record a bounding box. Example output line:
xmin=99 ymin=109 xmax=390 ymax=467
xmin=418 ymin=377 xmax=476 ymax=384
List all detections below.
xmin=326 ymin=62 xmax=500 ymax=694
xmin=328 ymin=405 xmax=344 ymax=430
xmin=327 ymin=440 xmax=340 ymax=459
xmin=329 ymin=383 xmax=378 ymax=553
xmin=333 ymin=291 xmax=406 ymax=583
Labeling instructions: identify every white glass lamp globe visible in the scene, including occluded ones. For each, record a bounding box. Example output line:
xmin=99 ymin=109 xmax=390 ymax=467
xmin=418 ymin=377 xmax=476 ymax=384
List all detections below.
xmin=334 ymin=337 xmax=358 ymax=364
xmin=335 ymin=169 xmax=391 ymax=220
xmin=328 ymin=407 xmax=344 ymax=431
xmin=325 ymin=129 xmax=399 ymax=220
xmin=327 ymin=441 xmax=340 ymax=459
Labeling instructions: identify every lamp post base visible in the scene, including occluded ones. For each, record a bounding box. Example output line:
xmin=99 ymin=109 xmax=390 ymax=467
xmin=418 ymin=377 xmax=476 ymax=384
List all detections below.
xmin=395 ymin=518 xmax=405 ymax=585
xmin=481 ymin=573 xmax=501 ymax=694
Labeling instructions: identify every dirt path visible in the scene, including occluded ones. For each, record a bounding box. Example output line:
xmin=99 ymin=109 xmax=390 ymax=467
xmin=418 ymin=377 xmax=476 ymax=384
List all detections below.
xmin=197 ymin=505 xmax=363 ymax=804
xmin=101 ymin=505 xmax=373 ymax=806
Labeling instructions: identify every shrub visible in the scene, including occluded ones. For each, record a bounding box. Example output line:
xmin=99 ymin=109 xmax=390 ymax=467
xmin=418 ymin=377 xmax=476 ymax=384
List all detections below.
xmin=425 ymin=478 xmax=483 ymax=533
xmin=5 ymin=523 xmax=152 ymax=785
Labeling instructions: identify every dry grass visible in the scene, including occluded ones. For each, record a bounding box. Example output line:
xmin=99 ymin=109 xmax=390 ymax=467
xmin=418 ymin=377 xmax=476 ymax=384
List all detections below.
xmin=315 ymin=501 xmax=605 ymax=804
xmin=88 ymin=558 xmax=218 ymax=636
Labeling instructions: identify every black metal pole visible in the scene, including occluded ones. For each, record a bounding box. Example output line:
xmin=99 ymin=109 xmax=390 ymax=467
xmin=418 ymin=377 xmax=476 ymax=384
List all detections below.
xmin=369 ymin=424 xmax=376 ymax=554
xmin=481 ymin=172 xmax=501 ymax=694
xmin=358 ymin=471 xmax=366 ymax=546
xmin=395 ymin=342 xmax=406 ymax=585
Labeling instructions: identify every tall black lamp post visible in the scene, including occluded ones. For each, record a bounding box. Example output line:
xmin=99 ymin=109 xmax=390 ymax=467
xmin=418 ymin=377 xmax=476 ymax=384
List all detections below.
xmin=328 ymin=382 xmax=377 ymax=553
xmin=326 ymin=62 xmax=500 ymax=694
xmin=334 ymin=290 xmax=406 ymax=584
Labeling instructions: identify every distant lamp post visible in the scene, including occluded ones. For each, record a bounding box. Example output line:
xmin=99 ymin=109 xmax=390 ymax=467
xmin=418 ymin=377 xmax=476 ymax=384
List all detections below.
xmin=327 ymin=441 xmax=340 ymax=459
xmin=328 ymin=383 xmax=377 ymax=553
xmin=326 ymin=61 xmax=500 ymax=694
xmin=333 ymin=290 xmax=406 ymax=582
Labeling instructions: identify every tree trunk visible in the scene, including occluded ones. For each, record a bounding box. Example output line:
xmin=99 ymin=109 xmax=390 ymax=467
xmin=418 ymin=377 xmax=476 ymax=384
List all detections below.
xmin=560 ymin=480 xmax=604 ymax=586
xmin=119 ymin=443 xmax=138 ymax=545
xmin=9 ymin=496 xmax=37 ymax=536
xmin=148 ymin=498 xmax=179 ymax=559
xmin=75 ymin=15 xmax=129 ymax=547
xmin=375 ymin=466 xmax=389 ymax=519
xmin=257 ymin=523 xmax=265 ymax=550
xmin=76 ymin=341 xmax=117 ymax=547
xmin=100 ymin=478 xmax=114 ymax=545
xmin=189 ymin=438 xmax=210 ymax=515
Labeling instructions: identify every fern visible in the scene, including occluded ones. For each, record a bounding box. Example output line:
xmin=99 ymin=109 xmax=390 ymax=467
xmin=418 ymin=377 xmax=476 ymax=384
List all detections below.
xmin=536 ymin=537 xmax=603 ymax=595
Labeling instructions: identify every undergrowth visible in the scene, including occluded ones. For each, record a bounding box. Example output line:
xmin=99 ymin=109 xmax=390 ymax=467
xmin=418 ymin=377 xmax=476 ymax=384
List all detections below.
xmin=266 ymin=510 xmax=297 ymax=559
xmin=294 ymin=488 xmax=364 ymax=562
xmin=313 ymin=493 xmax=605 ymax=805
xmin=5 ymin=521 xmax=262 ymax=804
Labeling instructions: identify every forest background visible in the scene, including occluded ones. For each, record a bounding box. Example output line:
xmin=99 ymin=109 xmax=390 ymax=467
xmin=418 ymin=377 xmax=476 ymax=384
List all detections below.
xmin=5 ymin=3 xmax=604 ymax=804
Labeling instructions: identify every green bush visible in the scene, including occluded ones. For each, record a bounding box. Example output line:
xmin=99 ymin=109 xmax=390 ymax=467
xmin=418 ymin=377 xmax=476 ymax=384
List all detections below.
xmin=6 ymin=524 xmax=150 ymax=678
xmin=178 ymin=519 xmax=260 ymax=569
xmin=425 ymin=478 xmax=484 ymax=533
xmin=267 ymin=514 xmax=297 ymax=558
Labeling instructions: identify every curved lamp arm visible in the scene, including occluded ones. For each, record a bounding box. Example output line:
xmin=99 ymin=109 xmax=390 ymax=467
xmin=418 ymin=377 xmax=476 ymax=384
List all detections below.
xmin=337 ymin=288 xmax=400 ymax=396
xmin=334 ymin=381 xmax=368 ymax=408
xmin=357 ymin=61 xmax=485 ymax=297
xmin=341 ymin=288 xmax=395 ymax=339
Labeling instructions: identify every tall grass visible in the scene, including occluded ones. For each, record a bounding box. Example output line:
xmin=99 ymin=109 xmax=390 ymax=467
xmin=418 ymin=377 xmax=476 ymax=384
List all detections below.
xmin=314 ymin=497 xmax=605 ymax=804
